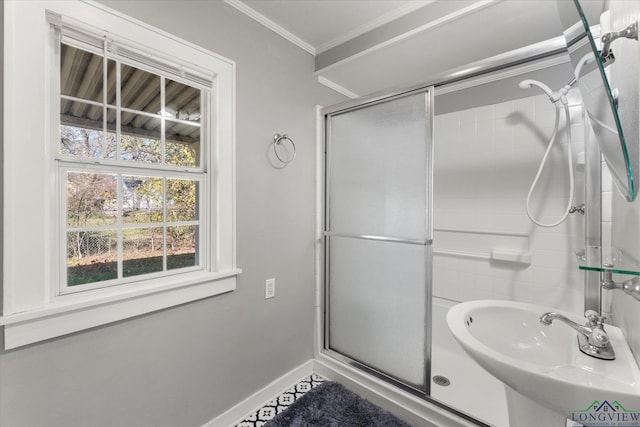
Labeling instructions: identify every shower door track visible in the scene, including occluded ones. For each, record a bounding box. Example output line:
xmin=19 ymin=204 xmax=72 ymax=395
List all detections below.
xmin=323 ymin=348 xmax=429 ymax=397
xmin=321 ymin=38 xmax=567 ymax=118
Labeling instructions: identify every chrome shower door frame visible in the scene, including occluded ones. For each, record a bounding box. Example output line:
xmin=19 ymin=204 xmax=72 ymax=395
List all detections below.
xmin=321 ymin=86 xmax=435 ymax=397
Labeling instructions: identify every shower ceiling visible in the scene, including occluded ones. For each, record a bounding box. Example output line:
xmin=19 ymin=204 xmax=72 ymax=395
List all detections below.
xmin=228 ymin=0 xmax=606 ymax=98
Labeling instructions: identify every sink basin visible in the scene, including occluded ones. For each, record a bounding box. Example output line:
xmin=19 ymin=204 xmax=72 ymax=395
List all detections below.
xmin=447 ymin=300 xmax=640 ymax=421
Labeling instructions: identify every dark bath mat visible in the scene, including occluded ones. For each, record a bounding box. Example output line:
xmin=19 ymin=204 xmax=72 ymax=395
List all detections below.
xmin=264 ymin=381 xmax=412 ymax=427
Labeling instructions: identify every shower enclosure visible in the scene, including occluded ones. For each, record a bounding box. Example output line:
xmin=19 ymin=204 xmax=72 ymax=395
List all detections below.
xmin=323 ymin=89 xmax=434 ymax=394
xmin=320 ymin=50 xmax=587 ymax=425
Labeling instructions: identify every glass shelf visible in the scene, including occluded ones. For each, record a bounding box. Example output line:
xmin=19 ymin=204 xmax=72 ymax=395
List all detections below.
xmin=576 ymin=246 xmax=640 ymax=276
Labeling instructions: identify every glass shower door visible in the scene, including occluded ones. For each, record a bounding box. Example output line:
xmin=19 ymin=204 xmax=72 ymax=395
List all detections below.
xmin=324 ymin=89 xmax=433 ymax=392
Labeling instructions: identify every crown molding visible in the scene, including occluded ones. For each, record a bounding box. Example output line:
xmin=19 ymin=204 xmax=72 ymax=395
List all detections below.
xmin=224 ymin=0 xmax=316 ymax=55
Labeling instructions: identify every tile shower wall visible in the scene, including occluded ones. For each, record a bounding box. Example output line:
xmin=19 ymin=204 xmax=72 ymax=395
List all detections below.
xmin=600 ymin=159 xmax=614 ymax=320
xmin=433 ymin=93 xmax=585 ymax=314
xmin=608 ymin=0 xmax=640 ymax=368
xmin=610 ymin=110 xmax=640 ymax=366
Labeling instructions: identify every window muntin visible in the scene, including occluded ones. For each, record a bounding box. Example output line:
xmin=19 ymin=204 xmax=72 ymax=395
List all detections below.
xmin=59 ymin=37 xmax=208 ymax=293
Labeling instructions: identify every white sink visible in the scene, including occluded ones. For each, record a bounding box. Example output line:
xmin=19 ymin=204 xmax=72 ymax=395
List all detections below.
xmin=447 ymin=300 xmax=640 ymax=422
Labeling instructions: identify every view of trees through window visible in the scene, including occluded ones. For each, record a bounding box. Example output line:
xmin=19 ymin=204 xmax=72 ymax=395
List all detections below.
xmin=59 ymin=41 xmax=205 ymax=287
xmin=65 ymin=168 xmax=199 ymax=286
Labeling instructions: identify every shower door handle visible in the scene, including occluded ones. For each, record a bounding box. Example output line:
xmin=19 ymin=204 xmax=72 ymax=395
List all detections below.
xmin=324 ymin=231 xmax=432 ymax=246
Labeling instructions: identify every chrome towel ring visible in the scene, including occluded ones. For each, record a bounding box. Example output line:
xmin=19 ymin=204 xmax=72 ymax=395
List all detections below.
xmin=273 ymin=133 xmax=296 ymax=165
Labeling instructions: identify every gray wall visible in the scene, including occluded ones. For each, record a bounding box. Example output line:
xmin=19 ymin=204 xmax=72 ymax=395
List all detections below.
xmin=0 ymin=1 xmax=345 ymax=426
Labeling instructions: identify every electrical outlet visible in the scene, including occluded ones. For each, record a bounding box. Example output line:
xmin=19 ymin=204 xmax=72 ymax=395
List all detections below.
xmin=265 ymin=278 xmax=275 ymax=299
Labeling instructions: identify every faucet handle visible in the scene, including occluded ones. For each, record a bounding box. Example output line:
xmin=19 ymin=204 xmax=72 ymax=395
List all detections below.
xmin=585 ymin=310 xmax=605 ymax=327
xmin=592 ymin=328 xmax=610 ymax=346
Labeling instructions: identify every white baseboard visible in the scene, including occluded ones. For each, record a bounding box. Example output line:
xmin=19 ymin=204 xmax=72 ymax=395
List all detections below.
xmin=313 ymin=356 xmax=478 ymax=427
xmin=203 ymin=359 xmax=315 ymax=427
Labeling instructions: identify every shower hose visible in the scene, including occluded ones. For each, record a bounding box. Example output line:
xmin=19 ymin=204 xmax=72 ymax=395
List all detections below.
xmin=526 ymin=99 xmax=574 ymax=227
xmin=520 ymin=80 xmax=575 ymax=228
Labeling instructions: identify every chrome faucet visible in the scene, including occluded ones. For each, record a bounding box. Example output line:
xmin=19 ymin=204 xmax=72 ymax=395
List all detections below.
xmin=539 ymin=310 xmax=615 ymax=360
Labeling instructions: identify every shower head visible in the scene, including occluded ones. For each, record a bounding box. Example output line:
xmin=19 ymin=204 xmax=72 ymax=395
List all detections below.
xmin=518 ymin=80 xmax=533 ymax=89
xmin=518 ymin=79 xmax=554 ymax=98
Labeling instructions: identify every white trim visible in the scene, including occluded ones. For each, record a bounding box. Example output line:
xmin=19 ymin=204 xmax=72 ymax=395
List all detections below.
xmin=223 ymin=0 xmax=316 ymax=55
xmin=3 ymin=1 xmax=17 ymax=316
xmin=222 ymin=0 xmax=437 ymax=57
xmin=1 ymin=273 xmax=240 ymax=349
xmin=229 ymin=58 xmax=238 ymax=271
xmin=314 ymin=105 xmax=324 ymax=357
xmin=317 ymin=76 xmax=359 ymax=99
xmin=203 ymin=360 xmax=315 ymax=427
xmin=1 ymin=269 xmax=241 ymax=325
xmin=315 ymin=0 xmax=435 ymax=54
xmin=313 ymin=357 xmax=477 ymax=427
xmin=316 ymin=0 xmax=499 ymax=73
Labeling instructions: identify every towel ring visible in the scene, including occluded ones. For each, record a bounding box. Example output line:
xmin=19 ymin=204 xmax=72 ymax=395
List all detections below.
xmin=273 ymin=133 xmax=296 ymax=164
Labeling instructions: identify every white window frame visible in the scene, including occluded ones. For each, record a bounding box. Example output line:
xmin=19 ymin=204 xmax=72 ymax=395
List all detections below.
xmin=1 ymin=0 xmax=240 ymax=349
xmin=56 ymin=28 xmax=210 ymax=295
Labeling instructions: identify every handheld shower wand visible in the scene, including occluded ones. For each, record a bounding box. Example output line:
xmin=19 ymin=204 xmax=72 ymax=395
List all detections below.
xmin=519 ymin=79 xmax=573 ymax=104
xmin=519 ymin=79 xmax=575 ymax=228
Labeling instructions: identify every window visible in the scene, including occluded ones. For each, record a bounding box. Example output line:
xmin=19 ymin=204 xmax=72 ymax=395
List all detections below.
xmin=1 ymin=1 xmax=239 ymax=349
xmin=58 ymin=35 xmax=207 ymax=293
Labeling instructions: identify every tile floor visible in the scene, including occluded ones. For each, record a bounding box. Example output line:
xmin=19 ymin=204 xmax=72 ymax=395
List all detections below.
xmin=236 ymin=373 xmax=326 ymax=427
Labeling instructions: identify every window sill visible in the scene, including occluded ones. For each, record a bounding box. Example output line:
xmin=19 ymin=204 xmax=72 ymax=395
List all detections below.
xmin=0 ymin=269 xmax=241 ymax=349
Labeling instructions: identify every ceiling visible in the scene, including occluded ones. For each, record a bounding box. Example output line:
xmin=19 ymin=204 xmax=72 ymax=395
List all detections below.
xmin=226 ymin=0 xmax=606 ymax=99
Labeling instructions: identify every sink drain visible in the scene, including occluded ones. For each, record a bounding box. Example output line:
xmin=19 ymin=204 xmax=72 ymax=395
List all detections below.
xmin=432 ymin=375 xmax=451 ymax=387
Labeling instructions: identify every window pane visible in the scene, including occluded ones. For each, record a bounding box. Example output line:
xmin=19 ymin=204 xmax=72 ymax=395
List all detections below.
xmin=106 ymin=59 xmax=117 ymax=106
xmin=121 ymin=63 xmax=160 ymax=114
xmin=122 ymin=176 xmax=163 ymax=223
xmin=61 ymin=97 xmax=100 ymax=127
xmin=67 ymin=172 xmax=118 ymax=227
xmin=60 ymin=123 xmax=116 ymax=160
xmin=67 ymin=230 xmax=117 ymax=286
xmin=105 ymin=107 xmax=117 ymax=160
xmin=123 ymin=227 xmax=164 ymax=277
xmin=167 ymin=225 xmax=197 ymax=270
xmin=165 ymin=79 xmax=200 ymax=122
xmin=167 ymin=179 xmax=198 ymax=221
xmin=166 ymin=120 xmax=200 ymax=167
xmin=60 ymin=44 xmax=104 ymax=103
xmin=121 ymin=112 xmax=161 ymax=163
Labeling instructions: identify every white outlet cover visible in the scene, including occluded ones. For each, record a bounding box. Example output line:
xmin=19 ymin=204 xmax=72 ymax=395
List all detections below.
xmin=265 ymin=278 xmax=275 ymax=299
